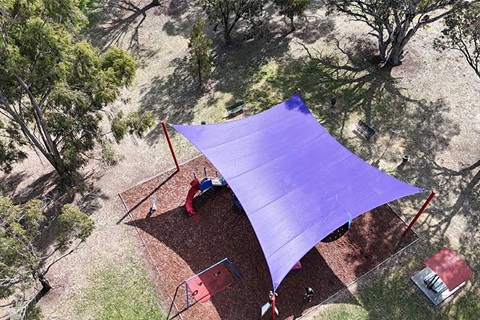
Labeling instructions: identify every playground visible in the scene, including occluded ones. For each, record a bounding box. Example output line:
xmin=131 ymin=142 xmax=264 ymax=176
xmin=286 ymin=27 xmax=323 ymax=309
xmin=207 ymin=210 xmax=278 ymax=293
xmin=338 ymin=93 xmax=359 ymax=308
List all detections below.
xmin=120 ymin=155 xmax=418 ymax=319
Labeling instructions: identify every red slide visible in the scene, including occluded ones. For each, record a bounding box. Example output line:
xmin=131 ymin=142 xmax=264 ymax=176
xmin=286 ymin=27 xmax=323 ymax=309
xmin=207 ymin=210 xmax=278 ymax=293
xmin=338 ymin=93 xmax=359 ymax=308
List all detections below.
xmin=185 ymin=178 xmax=200 ymax=216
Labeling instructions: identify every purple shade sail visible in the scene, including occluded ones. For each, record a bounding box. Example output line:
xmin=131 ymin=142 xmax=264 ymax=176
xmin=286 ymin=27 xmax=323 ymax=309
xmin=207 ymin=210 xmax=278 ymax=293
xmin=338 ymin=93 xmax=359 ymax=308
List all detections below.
xmin=172 ymin=94 xmax=423 ymax=290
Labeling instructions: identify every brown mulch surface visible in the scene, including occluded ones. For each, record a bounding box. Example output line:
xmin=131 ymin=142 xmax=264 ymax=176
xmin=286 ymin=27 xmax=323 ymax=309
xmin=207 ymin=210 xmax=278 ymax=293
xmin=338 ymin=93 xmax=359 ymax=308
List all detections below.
xmin=119 ymin=156 xmax=418 ymax=320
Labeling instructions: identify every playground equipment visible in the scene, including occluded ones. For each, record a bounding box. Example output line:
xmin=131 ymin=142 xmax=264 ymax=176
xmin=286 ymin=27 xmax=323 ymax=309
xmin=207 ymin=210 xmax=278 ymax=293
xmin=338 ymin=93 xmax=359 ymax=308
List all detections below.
xmin=291 ymin=261 xmax=302 ymax=270
xmin=185 ymin=179 xmax=200 ymax=216
xmin=411 ymin=247 xmax=473 ymax=305
xmin=167 ymin=258 xmax=240 ymax=319
xmin=184 ymin=168 xmax=227 ymax=216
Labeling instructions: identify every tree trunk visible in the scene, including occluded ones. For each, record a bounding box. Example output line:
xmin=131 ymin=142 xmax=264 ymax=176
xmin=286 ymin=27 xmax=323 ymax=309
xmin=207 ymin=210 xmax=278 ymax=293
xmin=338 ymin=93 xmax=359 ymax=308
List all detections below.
xmin=13 ymin=78 xmax=72 ymax=179
xmin=0 ymin=92 xmax=71 ymax=179
xmin=289 ymin=15 xmax=295 ymax=32
xmin=197 ymin=55 xmax=203 ymax=88
xmin=387 ymin=41 xmax=404 ymax=66
xmin=38 ymin=274 xmax=52 ymax=294
xmin=387 ymin=26 xmax=417 ymax=66
xmin=378 ymin=40 xmax=389 ymax=62
xmin=223 ymin=27 xmax=232 ymax=45
xmin=386 ymin=17 xmax=418 ymax=66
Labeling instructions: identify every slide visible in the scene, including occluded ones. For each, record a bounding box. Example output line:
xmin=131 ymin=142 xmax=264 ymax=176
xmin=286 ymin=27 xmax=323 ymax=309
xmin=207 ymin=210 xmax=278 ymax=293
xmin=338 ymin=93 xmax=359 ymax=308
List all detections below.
xmin=185 ymin=179 xmax=200 ymax=216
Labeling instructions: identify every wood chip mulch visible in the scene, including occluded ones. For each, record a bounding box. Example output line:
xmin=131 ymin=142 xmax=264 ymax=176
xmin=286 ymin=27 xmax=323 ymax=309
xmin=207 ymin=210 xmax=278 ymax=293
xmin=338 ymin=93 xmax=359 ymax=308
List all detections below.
xmin=119 ymin=156 xmax=418 ymax=320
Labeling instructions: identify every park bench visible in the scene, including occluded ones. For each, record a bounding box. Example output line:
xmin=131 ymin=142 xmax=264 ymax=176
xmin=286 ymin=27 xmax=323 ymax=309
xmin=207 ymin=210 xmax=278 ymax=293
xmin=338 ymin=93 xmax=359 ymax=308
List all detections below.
xmin=356 ymin=120 xmax=376 ymax=141
xmin=225 ymin=101 xmax=245 ymax=117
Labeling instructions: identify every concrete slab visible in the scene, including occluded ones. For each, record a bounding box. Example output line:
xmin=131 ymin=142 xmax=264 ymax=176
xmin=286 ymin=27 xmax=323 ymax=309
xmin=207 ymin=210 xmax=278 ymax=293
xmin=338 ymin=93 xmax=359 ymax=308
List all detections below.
xmin=411 ymin=267 xmax=465 ymax=306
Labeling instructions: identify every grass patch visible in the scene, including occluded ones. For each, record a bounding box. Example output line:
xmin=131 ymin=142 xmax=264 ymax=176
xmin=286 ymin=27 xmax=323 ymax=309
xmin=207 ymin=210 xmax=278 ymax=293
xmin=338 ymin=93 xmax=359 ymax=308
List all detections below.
xmin=314 ymin=299 xmax=368 ymax=320
xmin=74 ymin=259 xmax=166 ymax=320
xmin=446 ymin=277 xmax=480 ymax=319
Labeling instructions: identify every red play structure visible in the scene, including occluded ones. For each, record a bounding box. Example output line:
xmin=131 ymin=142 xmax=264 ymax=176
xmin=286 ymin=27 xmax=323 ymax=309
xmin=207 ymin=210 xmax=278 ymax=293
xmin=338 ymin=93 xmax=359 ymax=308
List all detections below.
xmin=167 ymin=258 xmax=240 ymax=319
xmin=185 ymin=179 xmax=200 ymax=216
xmin=184 ymin=168 xmax=226 ymax=216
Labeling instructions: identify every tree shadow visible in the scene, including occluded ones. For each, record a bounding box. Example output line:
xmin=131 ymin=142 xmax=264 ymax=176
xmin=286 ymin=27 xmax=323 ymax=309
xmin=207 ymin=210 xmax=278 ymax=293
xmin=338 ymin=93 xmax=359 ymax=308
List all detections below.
xmin=340 ymin=205 xmax=419 ymax=278
xmin=11 ymin=171 xmax=60 ymax=204
xmin=86 ymin=0 xmax=163 ymax=51
xmin=1 ymin=168 xmax=109 ymax=253
xmin=392 ymin=109 xmax=474 ymax=247
xmin=407 ymin=160 xmax=480 ymax=254
xmin=0 ymin=171 xmax=28 ymax=196
xmin=348 ymin=234 xmax=480 ymax=320
xmin=340 ymin=108 xmax=477 ymax=318
xmin=75 ymin=186 xmax=110 ymax=216
xmin=163 ymin=0 xmax=189 ymax=16
xmin=138 ymin=56 xmax=210 ymax=145
xmin=161 ymin=1 xmax=200 ymax=38
xmin=293 ymin=15 xmax=335 ymax=44
xmin=212 ymin=31 xmax=292 ymax=98
xmin=240 ymin=36 xmax=422 ymax=162
xmin=448 ymin=200 xmax=480 ymax=318
xmin=306 ymin=237 xmax=473 ymax=319
xmin=353 ymin=242 xmax=448 ymax=320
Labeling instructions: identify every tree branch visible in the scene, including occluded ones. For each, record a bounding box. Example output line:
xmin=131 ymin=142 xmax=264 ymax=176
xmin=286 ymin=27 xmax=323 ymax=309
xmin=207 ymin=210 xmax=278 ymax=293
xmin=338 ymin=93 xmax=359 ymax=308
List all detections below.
xmin=0 ymin=300 xmax=15 ymax=308
xmin=42 ymin=241 xmax=83 ymax=276
xmin=38 ymin=87 xmax=52 ymax=111
xmin=0 ymin=90 xmax=51 ymax=160
xmin=15 ymin=76 xmax=62 ymax=166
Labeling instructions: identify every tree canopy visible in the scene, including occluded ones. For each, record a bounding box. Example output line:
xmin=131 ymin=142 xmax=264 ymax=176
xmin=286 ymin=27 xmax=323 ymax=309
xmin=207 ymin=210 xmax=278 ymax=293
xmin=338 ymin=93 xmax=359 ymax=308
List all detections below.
xmin=0 ymin=0 xmax=149 ymax=179
xmin=0 ymin=195 xmax=94 ymax=318
xmin=199 ymin=0 xmax=265 ymax=44
xmin=435 ymin=1 xmax=480 ymax=78
xmin=326 ymin=0 xmax=466 ymax=66
xmin=274 ymin=0 xmax=311 ymax=31
xmin=188 ymin=19 xmax=214 ymax=88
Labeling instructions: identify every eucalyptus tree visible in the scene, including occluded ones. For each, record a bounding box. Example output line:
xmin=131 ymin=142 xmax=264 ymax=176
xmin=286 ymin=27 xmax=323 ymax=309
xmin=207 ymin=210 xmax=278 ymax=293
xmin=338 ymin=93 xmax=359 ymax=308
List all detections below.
xmin=326 ymin=0 xmax=467 ymax=66
xmin=435 ymin=1 xmax=480 ymax=78
xmin=0 ymin=0 xmax=150 ymax=179
xmin=188 ymin=20 xmax=214 ymax=87
xmin=199 ymin=0 xmax=265 ymax=44
xmin=274 ymin=0 xmax=312 ymax=31
xmin=0 ymin=196 xmax=94 ymax=318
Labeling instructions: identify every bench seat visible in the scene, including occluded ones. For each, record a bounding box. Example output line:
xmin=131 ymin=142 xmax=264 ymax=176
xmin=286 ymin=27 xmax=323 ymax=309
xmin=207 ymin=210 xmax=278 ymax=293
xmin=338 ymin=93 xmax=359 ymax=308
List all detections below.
xmin=356 ymin=120 xmax=376 ymax=141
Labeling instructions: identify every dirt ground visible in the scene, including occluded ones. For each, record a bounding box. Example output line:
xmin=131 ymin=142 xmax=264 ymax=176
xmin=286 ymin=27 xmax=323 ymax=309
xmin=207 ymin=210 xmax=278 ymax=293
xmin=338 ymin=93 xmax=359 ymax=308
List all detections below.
xmin=1 ymin=0 xmax=478 ymax=319
xmin=119 ymin=155 xmax=418 ymax=320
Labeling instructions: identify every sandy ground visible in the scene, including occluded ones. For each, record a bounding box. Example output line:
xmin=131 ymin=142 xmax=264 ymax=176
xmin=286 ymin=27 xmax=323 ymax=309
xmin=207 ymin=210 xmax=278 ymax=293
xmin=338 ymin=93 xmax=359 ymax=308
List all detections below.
xmin=1 ymin=0 xmax=478 ymax=319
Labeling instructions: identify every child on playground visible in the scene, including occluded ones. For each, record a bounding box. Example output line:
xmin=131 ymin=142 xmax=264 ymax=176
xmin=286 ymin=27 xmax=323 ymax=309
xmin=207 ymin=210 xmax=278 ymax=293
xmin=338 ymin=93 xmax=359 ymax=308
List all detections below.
xmin=304 ymin=287 xmax=315 ymax=303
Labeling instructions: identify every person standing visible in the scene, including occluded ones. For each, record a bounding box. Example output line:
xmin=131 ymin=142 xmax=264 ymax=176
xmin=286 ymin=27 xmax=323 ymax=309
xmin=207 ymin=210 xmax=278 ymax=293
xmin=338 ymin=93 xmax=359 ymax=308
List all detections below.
xmin=304 ymin=287 xmax=315 ymax=303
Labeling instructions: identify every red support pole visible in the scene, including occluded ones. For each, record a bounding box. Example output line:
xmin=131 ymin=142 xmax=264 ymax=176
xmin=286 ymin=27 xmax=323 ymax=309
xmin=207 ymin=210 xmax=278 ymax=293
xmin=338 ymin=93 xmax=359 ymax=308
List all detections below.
xmin=270 ymin=293 xmax=276 ymax=320
xmin=297 ymin=87 xmax=301 ymax=96
xmin=402 ymin=190 xmax=436 ymax=237
xmin=161 ymin=120 xmax=180 ymax=172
